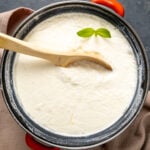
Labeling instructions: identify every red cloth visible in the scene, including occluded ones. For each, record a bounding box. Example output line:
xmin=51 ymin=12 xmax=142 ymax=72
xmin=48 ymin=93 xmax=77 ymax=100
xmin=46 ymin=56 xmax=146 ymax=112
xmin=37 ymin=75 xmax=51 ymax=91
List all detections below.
xmin=0 ymin=8 xmax=150 ymax=150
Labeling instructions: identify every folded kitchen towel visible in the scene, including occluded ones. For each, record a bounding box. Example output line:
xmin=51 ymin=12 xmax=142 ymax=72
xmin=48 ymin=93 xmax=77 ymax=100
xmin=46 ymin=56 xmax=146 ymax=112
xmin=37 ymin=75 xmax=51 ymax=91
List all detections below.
xmin=0 ymin=7 xmax=150 ymax=150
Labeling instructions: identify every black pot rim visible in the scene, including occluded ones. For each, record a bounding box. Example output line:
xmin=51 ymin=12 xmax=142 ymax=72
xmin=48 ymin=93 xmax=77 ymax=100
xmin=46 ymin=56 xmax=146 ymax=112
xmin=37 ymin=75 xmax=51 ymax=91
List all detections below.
xmin=0 ymin=1 xmax=149 ymax=149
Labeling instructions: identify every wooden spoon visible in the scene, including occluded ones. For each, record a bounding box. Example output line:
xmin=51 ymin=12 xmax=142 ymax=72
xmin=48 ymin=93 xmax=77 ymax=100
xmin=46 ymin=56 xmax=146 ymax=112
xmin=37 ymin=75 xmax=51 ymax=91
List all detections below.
xmin=0 ymin=33 xmax=112 ymax=70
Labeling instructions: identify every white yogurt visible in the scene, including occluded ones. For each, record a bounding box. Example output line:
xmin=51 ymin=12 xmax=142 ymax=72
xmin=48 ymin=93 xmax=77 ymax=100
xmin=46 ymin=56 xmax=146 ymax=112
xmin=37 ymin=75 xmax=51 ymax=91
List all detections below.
xmin=14 ymin=13 xmax=137 ymax=136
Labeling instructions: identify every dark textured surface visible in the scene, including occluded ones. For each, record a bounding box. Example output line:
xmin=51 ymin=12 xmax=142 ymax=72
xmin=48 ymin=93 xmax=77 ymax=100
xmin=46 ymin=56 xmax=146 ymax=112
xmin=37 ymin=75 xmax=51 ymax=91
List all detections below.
xmin=0 ymin=0 xmax=150 ymax=64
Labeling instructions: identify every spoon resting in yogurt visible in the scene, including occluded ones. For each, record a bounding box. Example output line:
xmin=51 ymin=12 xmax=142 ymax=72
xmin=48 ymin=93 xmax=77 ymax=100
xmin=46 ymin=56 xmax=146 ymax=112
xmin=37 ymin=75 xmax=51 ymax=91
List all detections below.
xmin=0 ymin=32 xmax=112 ymax=70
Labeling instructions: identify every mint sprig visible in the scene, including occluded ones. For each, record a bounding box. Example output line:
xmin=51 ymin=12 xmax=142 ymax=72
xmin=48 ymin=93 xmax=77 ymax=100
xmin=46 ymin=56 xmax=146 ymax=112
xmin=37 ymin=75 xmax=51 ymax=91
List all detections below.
xmin=77 ymin=27 xmax=111 ymax=38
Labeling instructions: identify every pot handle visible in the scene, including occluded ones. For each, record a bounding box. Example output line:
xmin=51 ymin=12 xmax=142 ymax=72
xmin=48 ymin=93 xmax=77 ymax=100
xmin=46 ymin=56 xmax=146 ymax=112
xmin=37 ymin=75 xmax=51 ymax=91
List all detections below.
xmin=91 ymin=0 xmax=125 ymax=17
xmin=25 ymin=133 xmax=60 ymax=150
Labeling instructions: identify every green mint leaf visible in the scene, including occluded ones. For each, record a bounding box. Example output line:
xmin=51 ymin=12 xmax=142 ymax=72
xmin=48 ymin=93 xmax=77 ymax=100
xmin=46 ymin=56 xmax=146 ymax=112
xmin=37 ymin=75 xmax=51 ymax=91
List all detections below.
xmin=77 ymin=28 xmax=95 ymax=38
xmin=95 ymin=28 xmax=111 ymax=38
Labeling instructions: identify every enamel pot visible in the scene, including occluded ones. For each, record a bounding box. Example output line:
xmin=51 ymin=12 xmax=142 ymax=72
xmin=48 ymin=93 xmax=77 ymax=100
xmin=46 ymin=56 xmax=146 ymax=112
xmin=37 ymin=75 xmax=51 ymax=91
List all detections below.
xmin=0 ymin=1 xmax=149 ymax=149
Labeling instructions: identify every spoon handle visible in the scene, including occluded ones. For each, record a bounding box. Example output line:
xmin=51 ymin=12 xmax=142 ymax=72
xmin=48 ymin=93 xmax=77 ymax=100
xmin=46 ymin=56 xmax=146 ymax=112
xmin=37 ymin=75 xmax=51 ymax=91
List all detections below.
xmin=0 ymin=32 xmax=54 ymax=59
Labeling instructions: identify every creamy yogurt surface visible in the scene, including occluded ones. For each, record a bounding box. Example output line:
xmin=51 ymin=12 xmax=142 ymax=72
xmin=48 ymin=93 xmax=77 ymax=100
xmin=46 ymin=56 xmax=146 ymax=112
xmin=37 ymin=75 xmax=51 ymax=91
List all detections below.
xmin=14 ymin=13 xmax=137 ymax=136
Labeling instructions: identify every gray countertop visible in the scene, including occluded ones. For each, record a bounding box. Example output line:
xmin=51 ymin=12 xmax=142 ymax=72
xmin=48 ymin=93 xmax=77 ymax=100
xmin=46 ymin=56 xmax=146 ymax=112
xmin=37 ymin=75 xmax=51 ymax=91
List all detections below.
xmin=0 ymin=0 xmax=150 ymax=70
